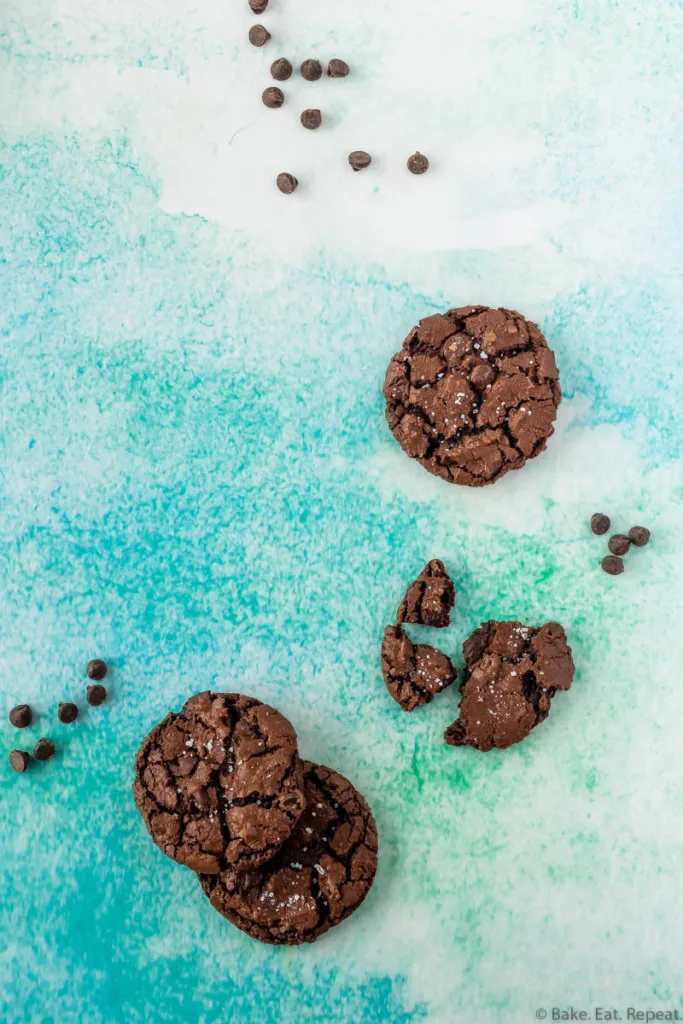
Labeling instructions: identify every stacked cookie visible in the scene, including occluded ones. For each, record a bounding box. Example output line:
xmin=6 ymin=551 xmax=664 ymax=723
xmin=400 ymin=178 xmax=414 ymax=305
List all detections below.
xmin=133 ymin=692 xmax=377 ymax=945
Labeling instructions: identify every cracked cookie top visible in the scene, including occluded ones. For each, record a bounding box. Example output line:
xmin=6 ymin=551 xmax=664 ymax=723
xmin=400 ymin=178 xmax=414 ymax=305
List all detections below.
xmin=381 ymin=625 xmax=456 ymax=713
xmin=444 ymin=620 xmax=575 ymax=751
xmin=199 ymin=761 xmax=378 ymax=945
xmin=133 ymin=692 xmax=306 ymax=874
xmin=383 ymin=306 xmax=562 ymax=487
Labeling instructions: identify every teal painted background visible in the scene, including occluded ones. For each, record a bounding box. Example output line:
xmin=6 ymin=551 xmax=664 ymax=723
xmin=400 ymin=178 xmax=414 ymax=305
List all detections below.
xmin=1 ymin=2 xmax=683 ymax=1022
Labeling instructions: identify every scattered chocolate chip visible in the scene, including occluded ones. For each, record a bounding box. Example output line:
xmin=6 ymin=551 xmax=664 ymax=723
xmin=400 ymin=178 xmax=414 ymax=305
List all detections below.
xmin=407 ymin=152 xmax=429 ymax=175
xmin=262 ymin=86 xmax=284 ymax=109
xmin=591 ymin=513 xmax=611 ymax=535
xmin=271 ymin=57 xmax=293 ymax=81
xmin=349 ymin=151 xmax=371 ymax=171
xmin=86 ymin=684 xmax=107 ymax=707
xmin=248 ymin=25 xmax=270 ymax=47
xmin=9 ymin=750 xmax=30 ymax=773
xmin=9 ymin=704 xmax=32 ymax=728
xmin=249 ymin=0 xmax=268 ymax=11
xmin=601 ymin=555 xmax=624 ymax=576
xmin=86 ymin=659 xmax=107 ymax=680
xmin=300 ymin=59 xmax=322 ymax=81
xmin=301 ymin=108 xmax=322 ymax=130
xmin=33 ymin=738 xmax=56 ymax=761
xmin=327 ymin=59 xmax=349 ymax=78
xmin=58 ymin=702 xmax=79 ymax=724
xmin=608 ymin=534 xmax=631 ymax=556
xmin=628 ymin=526 xmax=651 ymax=547
xmin=277 ymin=172 xmax=298 ymax=194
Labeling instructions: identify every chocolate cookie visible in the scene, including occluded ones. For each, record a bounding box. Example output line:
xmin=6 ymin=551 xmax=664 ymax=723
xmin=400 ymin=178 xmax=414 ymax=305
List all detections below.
xmin=382 ymin=625 xmax=456 ymax=712
xmin=444 ymin=620 xmax=575 ymax=751
xmin=383 ymin=306 xmax=561 ymax=486
xmin=199 ymin=761 xmax=377 ymax=945
xmin=397 ymin=559 xmax=455 ymax=628
xmin=133 ymin=692 xmax=306 ymax=874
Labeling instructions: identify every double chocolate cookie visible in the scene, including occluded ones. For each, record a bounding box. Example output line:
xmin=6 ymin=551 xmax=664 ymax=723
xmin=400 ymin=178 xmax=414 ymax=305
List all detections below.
xmin=199 ymin=761 xmax=378 ymax=945
xmin=397 ymin=558 xmax=455 ymax=628
xmin=444 ymin=620 xmax=575 ymax=751
xmin=381 ymin=626 xmax=456 ymax=713
xmin=383 ymin=306 xmax=561 ymax=486
xmin=133 ymin=692 xmax=306 ymax=873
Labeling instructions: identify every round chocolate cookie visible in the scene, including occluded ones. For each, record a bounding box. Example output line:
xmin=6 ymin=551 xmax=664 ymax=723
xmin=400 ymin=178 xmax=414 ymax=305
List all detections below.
xmin=444 ymin=620 xmax=575 ymax=751
xmin=383 ymin=306 xmax=561 ymax=486
xmin=133 ymin=692 xmax=306 ymax=874
xmin=199 ymin=761 xmax=378 ymax=945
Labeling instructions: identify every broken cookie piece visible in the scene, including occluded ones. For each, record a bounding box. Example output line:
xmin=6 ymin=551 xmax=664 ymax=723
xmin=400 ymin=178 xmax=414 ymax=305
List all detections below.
xmin=444 ymin=620 xmax=575 ymax=751
xmin=397 ymin=559 xmax=455 ymax=628
xmin=382 ymin=625 xmax=456 ymax=712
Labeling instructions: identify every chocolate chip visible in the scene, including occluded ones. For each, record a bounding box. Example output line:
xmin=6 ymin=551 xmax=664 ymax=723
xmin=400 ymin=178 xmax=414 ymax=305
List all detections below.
xmin=276 ymin=172 xmax=298 ymax=194
xmin=262 ymin=86 xmax=284 ymax=108
xmin=33 ymin=738 xmax=56 ymax=761
xmin=271 ymin=58 xmax=292 ymax=81
xmin=86 ymin=659 xmax=107 ymax=680
xmin=58 ymin=702 xmax=79 ymax=724
xmin=601 ymin=555 xmax=624 ymax=576
xmin=300 ymin=59 xmax=322 ymax=81
xmin=9 ymin=750 xmax=29 ymax=773
xmin=9 ymin=704 xmax=32 ymax=728
xmin=301 ymin=108 xmax=322 ymax=130
xmin=591 ymin=513 xmax=611 ymax=536
xmin=407 ymin=152 xmax=429 ymax=175
xmin=249 ymin=0 xmax=268 ymax=11
xmin=349 ymin=151 xmax=371 ymax=171
xmin=628 ymin=526 xmax=651 ymax=547
xmin=248 ymin=25 xmax=270 ymax=47
xmin=608 ymin=534 xmax=631 ymax=556
xmin=327 ymin=59 xmax=349 ymax=78
xmin=86 ymin=684 xmax=107 ymax=707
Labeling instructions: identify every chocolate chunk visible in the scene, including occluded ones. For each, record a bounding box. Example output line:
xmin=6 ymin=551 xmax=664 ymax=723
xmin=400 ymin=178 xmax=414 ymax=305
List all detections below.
xmin=271 ymin=58 xmax=293 ymax=81
xmin=300 ymin=108 xmax=322 ymax=130
xmin=58 ymin=702 xmax=79 ymax=724
xmin=9 ymin=704 xmax=32 ymax=728
xmin=608 ymin=534 xmax=631 ymax=556
xmin=628 ymin=526 xmax=651 ymax=547
xmin=300 ymin=59 xmax=322 ymax=81
xmin=407 ymin=152 xmax=429 ymax=175
xmin=327 ymin=59 xmax=349 ymax=78
xmin=9 ymin=750 xmax=30 ymax=773
xmin=34 ymin=738 xmax=56 ymax=761
xmin=199 ymin=760 xmax=377 ymax=945
xmin=601 ymin=555 xmax=624 ymax=576
xmin=249 ymin=0 xmax=268 ymax=11
xmin=86 ymin=684 xmax=107 ymax=707
xmin=381 ymin=625 xmax=456 ymax=713
xmin=87 ymin=659 xmax=107 ymax=680
xmin=133 ymin=692 xmax=307 ymax=874
xmin=383 ymin=306 xmax=562 ymax=487
xmin=348 ymin=151 xmax=371 ymax=171
xmin=397 ymin=559 xmax=455 ymax=628
xmin=262 ymin=87 xmax=284 ymax=109
xmin=276 ymin=172 xmax=298 ymax=195
xmin=444 ymin=620 xmax=575 ymax=752
xmin=591 ymin=513 xmax=611 ymax=535
xmin=248 ymin=25 xmax=270 ymax=47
